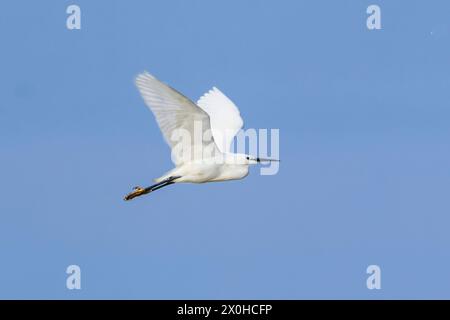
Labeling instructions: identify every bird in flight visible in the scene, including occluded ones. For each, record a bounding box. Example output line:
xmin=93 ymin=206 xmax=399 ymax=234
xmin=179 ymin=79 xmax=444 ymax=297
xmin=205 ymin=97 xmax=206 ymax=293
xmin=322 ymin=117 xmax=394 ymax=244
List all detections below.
xmin=124 ymin=72 xmax=278 ymax=201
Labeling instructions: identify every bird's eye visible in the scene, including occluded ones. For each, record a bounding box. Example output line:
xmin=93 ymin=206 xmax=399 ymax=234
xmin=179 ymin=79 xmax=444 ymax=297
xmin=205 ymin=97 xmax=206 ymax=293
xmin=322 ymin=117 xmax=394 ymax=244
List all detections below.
xmin=246 ymin=156 xmax=249 ymax=160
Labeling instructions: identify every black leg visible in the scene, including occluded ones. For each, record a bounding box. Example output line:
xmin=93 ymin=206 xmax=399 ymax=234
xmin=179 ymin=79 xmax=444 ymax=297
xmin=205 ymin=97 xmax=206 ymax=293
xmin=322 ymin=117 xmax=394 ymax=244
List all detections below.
xmin=143 ymin=175 xmax=181 ymax=193
xmin=142 ymin=179 xmax=171 ymax=193
xmin=146 ymin=181 xmax=175 ymax=193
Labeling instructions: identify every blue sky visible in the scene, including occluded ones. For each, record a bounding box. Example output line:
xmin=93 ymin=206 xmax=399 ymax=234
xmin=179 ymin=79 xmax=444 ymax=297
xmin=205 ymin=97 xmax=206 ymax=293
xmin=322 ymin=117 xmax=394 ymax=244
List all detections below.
xmin=1 ymin=0 xmax=450 ymax=299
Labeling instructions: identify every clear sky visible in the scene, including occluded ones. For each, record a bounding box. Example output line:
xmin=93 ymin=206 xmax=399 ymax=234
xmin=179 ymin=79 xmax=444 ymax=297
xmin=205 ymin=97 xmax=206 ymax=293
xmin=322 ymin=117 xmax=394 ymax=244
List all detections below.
xmin=1 ymin=0 xmax=450 ymax=299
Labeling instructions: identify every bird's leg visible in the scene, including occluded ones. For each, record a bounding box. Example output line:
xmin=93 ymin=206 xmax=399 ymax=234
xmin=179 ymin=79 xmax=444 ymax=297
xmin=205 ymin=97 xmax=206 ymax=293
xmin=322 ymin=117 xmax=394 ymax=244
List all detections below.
xmin=124 ymin=176 xmax=180 ymax=201
xmin=146 ymin=181 xmax=175 ymax=193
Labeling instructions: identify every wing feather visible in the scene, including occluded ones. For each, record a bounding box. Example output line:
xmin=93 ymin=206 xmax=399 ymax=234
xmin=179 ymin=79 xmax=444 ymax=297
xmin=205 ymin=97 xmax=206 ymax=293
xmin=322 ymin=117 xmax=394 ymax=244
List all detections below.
xmin=135 ymin=72 xmax=221 ymax=165
xmin=197 ymin=87 xmax=244 ymax=153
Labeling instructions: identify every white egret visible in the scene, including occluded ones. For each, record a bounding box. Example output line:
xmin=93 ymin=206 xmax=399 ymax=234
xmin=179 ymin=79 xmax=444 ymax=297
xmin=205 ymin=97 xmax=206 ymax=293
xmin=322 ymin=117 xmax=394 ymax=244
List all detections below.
xmin=124 ymin=72 xmax=278 ymax=201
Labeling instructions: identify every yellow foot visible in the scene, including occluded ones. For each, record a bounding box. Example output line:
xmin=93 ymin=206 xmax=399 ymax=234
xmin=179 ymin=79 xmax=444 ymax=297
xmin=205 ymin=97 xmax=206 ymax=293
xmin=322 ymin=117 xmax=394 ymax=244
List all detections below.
xmin=124 ymin=186 xmax=146 ymax=201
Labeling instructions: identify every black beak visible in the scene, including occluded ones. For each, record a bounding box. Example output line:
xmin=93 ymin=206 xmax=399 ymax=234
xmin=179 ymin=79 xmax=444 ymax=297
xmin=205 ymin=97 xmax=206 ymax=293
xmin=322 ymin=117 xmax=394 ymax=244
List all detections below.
xmin=257 ymin=158 xmax=280 ymax=163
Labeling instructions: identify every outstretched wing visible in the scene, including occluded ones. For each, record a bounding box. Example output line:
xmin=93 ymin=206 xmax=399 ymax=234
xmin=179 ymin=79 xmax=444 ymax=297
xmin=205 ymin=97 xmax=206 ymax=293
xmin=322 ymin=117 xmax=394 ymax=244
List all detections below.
xmin=135 ymin=72 xmax=221 ymax=165
xmin=197 ymin=87 xmax=244 ymax=153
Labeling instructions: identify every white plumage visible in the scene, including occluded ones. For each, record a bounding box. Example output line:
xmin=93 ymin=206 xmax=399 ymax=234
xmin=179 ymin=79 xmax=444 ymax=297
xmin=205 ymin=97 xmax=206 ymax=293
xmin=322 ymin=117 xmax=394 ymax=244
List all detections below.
xmin=124 ymin=71 xmax=277 ymax=201
xmin=197 ymin=86 xmax=244 ymax=153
